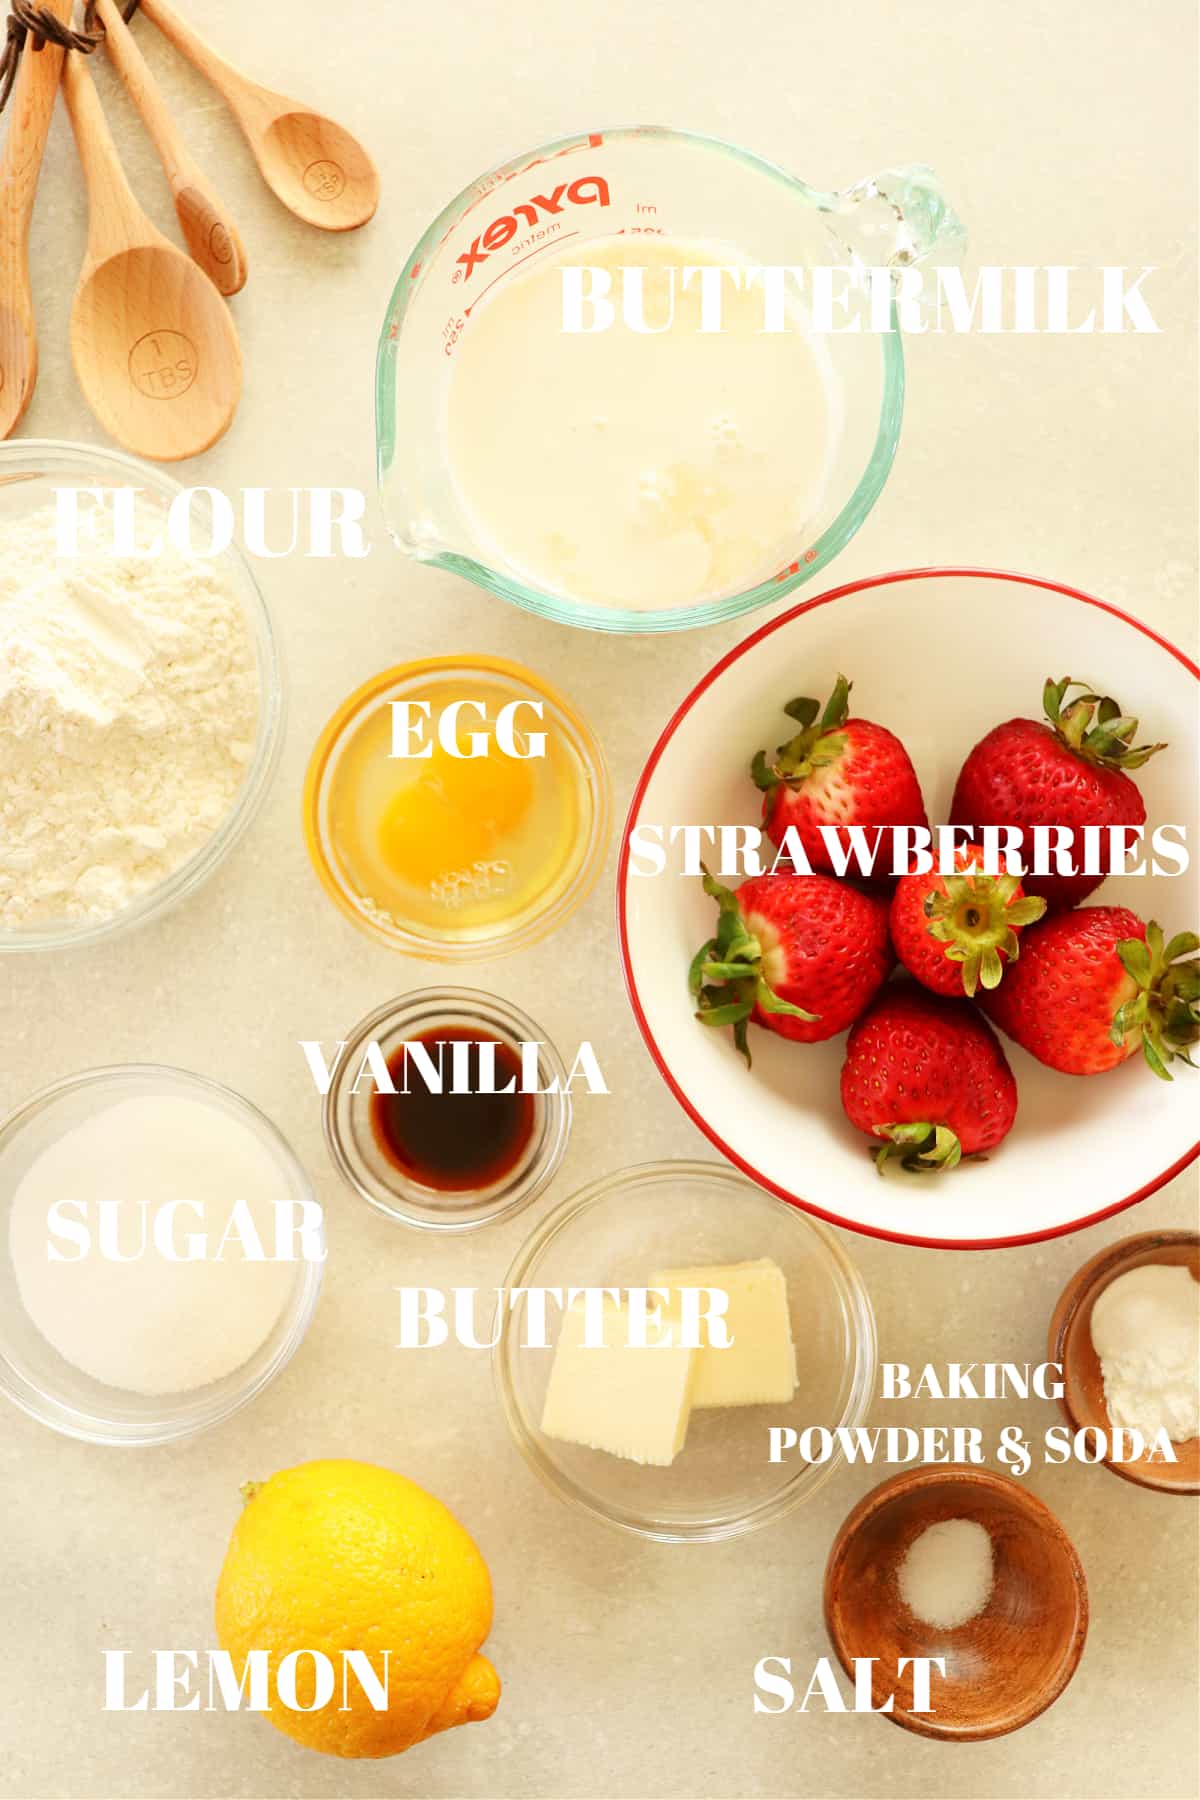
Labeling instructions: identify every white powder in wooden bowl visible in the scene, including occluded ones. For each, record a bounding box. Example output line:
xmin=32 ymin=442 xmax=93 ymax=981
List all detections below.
xmin=898 ymin=1517 xmax=994 ymax=1630
xmin=1091 ymin=1263 xmax=1200 ymax=1442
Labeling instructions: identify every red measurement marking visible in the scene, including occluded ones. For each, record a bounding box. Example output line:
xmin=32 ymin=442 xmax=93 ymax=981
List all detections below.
xmin=463 ymin=230 xmax=580 ymax=316
xmin=774 ymin=550 xmax=819 ymax=582
xmin=410 ymin=261 xmax=422 ymax=280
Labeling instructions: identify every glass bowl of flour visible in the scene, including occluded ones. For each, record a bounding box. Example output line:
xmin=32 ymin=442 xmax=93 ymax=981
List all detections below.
xmin=0 ymin=1064 xmax=324 ymax=1445
xmin=0 ymin=442 xmax=283 ymax=952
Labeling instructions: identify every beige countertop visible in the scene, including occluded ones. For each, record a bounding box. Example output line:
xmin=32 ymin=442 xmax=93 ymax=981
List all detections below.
xmin=1 ymin=2 xmax=1196 ymax=1797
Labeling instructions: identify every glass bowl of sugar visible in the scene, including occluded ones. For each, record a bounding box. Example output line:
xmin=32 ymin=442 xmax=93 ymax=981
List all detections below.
xmin=0 ymin=441 xmax=284 ymax=954
xmin=0 ymin=1065 xmax=324 ymax=1446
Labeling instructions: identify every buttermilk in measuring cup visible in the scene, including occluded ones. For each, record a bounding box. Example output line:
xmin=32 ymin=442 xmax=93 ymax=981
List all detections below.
xmin=445 ymin=239 xmax=843 ymax=611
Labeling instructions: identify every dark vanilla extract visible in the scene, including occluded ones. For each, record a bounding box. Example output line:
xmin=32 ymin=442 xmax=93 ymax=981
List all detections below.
xmin=370 ymin=1028 xmax=535 ymax=1192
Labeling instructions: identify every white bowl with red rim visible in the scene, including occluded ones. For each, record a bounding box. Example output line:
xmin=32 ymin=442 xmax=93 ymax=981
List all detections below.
xmin=617 ymin=569 xmax=1200 ymax=1249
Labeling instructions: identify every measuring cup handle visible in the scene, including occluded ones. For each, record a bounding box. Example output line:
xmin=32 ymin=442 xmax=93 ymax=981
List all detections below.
xmin=824 ymin=164 xmax=966 ymax=269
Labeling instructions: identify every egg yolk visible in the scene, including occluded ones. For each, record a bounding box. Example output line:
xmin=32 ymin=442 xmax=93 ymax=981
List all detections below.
xmin=377 ymin=744 xmax=535 ymax=888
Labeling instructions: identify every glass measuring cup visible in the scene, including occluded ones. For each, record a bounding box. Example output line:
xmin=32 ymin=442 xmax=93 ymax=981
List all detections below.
xmin=376 ymin=126 xmax=964 ymax=635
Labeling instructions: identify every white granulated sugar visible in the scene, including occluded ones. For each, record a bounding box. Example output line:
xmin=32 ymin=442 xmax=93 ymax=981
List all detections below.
xmin=0 ymin=506 xmax=260 ymax=928
xmin=9 ymin=1094 xmax=295 ymax=1394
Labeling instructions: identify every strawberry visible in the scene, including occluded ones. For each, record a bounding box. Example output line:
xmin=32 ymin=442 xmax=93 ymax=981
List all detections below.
xmin=840 ymin=984 xmax=1018 ymax=1173
xmin=949 ymin=676 xmax=1166 ymax=910
xmin=751 ymin=675 xmax=927 ymax=873
xmin=980 ymin=908 xmax=1200 ymax=1078
xmin=689 ymin=870 xmax=892 ymax=1063
xmin=890 ymin=847 xmax=1046 ymax=999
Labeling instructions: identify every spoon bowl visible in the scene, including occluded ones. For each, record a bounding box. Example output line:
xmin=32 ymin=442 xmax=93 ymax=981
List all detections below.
xmin=70 ymin=245 xmax=241 ymax=459
xmin=139 ymin=0 xmax=378 ymax=232
xmin=62 ymin=47 xmax=241 ymax=461
xmin=172 ymin=186 xmax=245 ymax=290
xmin=260 ymin=110 xmax=381 ymax=229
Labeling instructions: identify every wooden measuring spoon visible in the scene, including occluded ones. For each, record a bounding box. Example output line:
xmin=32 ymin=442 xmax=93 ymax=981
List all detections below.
xmin=0 ymin=0 xmax=73 ymax=436
xmin=138 ymin=0 xmax=379 ymax=231
xmin=94 ymin=0 xmax=246 ymax=295
xmin=61 ymin=48 xmax=241 ymax=461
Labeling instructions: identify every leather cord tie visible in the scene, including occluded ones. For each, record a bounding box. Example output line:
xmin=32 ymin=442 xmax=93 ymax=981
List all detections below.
xmin=0 ymin=0 xmax=141 ymax=113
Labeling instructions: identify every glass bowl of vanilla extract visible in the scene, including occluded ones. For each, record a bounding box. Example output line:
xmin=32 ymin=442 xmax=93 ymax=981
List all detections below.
xmin=322 ymin=988 xmax=572 ymax=1231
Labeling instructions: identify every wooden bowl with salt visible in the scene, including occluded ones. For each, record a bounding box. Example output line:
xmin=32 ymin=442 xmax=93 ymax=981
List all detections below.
xmin=823 ymin=1465 xmax=1088 ymax=1741
xmin=1049 ymin=1230 xmax=1200 ymax=1496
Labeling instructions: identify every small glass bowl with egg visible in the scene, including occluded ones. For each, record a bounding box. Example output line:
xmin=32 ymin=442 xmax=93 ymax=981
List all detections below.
xmin=494 ymin=1160 xmax=876 ymax=1542
xmin=302 ymin=655 xmax=612 ymax=959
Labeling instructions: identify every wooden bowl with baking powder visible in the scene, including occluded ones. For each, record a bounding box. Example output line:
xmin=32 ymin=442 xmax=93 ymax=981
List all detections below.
xmin=1049 ymin=1231 xmax=1200 ymax=1496
xmin=823 ymin=1465 xmax=1088 ymax=1741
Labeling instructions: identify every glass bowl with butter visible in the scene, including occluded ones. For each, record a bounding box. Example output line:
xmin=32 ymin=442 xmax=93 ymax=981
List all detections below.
xmin=494 ymin=1160 xmax=876 ymax=1542
xmin=302 ymin=655 xmax=611 ymax=959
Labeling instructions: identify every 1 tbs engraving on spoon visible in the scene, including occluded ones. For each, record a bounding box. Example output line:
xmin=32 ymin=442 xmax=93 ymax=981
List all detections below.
xmin=128 ymin=330 xmax=199 ymax=400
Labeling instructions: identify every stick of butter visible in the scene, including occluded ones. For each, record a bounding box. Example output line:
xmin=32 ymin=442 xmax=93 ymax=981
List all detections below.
xmin=540 ymin=1293 xmax=697 ymax=1466
xmin=651 ymin=1258 xmax=797 ymax=1408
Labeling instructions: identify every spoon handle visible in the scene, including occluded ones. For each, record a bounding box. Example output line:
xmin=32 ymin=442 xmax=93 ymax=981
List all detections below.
xmin=138 ymin=0 xmax=378 ymax=232
xmin=0 ymin=0 xmax=73 ymax=434
xmin=137 ymin=0 xmax=278 ymax=130
xmin=61 ymin=45 xmax=152 ymax=263
xmin=0 ymin=0 xmax=73 ymax=267
xmin=94 ymin=0 xmax=247 ymax=295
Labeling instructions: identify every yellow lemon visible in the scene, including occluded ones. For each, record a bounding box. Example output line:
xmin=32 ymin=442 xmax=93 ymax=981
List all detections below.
xmin=214 ymin=1459 xmax=500 ymax=1760
xmin=377 ymin=744 xmax=534 ymax=889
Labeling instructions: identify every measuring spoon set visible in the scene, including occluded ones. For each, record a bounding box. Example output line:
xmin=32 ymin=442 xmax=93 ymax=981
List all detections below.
xmin=0 ymin=0 xmax=379 ymax=458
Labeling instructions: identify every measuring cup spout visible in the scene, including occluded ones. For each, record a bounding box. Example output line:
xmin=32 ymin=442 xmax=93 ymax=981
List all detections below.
xmin=819 ymin=163 xmax=966 ymax=270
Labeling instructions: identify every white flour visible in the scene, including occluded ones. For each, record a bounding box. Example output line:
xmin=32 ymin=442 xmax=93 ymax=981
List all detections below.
xmin=0 ymin=506 xmax=260 ymax=928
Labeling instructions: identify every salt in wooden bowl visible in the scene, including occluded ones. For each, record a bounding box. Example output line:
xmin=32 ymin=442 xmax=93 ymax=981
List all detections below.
xmin=823 ymin=1464 xmax=1088 ymax=1740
